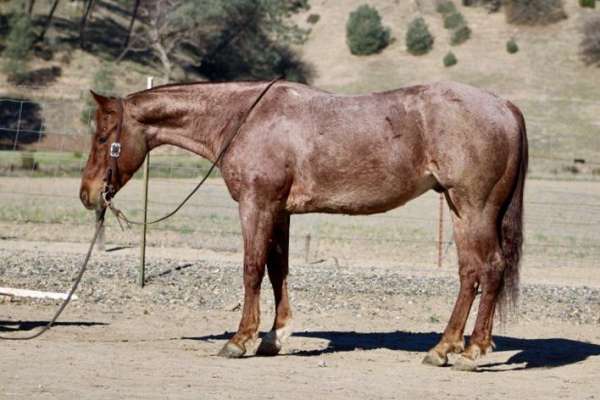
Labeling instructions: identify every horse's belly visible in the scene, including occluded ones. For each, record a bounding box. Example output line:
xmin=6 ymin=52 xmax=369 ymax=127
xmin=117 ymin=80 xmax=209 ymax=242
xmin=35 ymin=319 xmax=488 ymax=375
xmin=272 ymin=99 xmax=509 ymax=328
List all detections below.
xmin=285 ymin=173 xmax=436 ymax=215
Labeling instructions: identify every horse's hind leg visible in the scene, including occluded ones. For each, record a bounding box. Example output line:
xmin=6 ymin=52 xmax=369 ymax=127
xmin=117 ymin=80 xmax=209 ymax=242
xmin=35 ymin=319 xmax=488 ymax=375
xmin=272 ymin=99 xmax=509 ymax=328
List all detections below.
xmin=257 ymin=213 xmax=293 ymax=356
xmin=453 ymin=228 xmax=504 ymax=371
xmin=423 ymin=211 xmax=480 ymax=367
xmin=423 ymin=201 xmax=504 ymax=370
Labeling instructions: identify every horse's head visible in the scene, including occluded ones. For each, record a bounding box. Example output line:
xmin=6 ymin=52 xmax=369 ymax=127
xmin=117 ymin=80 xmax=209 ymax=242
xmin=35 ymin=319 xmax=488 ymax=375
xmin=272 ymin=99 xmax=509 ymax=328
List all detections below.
xmin=79 ymin=92 xmax=147 ymax=210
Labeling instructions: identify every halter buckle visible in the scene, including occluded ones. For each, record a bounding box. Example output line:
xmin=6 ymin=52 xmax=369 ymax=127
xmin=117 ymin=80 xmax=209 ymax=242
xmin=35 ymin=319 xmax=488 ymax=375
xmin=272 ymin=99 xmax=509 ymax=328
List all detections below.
xmin=110 ymin=142 xmax=121 ymax=158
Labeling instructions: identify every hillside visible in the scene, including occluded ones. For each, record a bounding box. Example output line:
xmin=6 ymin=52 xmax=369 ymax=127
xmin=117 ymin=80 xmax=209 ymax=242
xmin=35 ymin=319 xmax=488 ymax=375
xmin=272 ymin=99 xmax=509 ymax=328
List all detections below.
xmin=1 ymin=0 xmax=599 ymax=177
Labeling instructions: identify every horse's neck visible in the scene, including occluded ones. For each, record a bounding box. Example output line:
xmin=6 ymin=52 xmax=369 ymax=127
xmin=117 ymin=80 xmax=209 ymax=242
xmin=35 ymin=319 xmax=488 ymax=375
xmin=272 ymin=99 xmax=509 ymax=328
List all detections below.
xmin=132 ymin=82 xmax=263 ymax=162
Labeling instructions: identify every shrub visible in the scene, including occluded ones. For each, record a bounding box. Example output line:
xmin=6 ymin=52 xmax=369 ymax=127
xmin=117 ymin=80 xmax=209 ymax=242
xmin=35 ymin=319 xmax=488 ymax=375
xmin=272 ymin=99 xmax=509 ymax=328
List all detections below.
xmin=506 ymin=38 xmax=519 ymax=53
xmin=436 ymin=1 xmax=457 ymax=15
xmin=462 ymin=0 xmax=500 ymax=9
xmin=581 ymin=15 xmax=600 ymax=66
xmin=287 ymin=0 xmax=310 ymax=13
xmin=307 ymin=13 xmax=320 ymax=24
xmin=444 ymin=11 xmax=466 ymax=29
xmin=346 ymin=5 xmax=391 ymax=55
xmin=406 ymin=17 xmax=434 ymax=55
xmin=443 ymin=51 xmax=458 ymax=66
xmin=579 ymin=0 xmax=595 ymax=8
xmin=450 ymin=24 xmax=471 ymax=45
xmin=2 ymin=11 xmax=35 ymax=83
xmin=504 ymin=0 xmax=567 ymax=25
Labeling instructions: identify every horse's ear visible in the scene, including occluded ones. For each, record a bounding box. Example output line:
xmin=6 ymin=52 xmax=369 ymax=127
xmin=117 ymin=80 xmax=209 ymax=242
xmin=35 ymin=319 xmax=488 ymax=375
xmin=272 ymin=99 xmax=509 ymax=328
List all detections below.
xmin=90 ymin=90 xmax=113 ymax=111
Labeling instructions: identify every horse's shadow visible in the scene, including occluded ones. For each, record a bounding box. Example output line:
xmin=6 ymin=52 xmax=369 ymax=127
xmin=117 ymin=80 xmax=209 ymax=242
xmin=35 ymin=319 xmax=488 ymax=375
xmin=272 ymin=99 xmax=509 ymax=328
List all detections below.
xmin=0 ymin=320 xmax=107 ymax=332
xmin=187 ymin=330 xmax=600 ymax=370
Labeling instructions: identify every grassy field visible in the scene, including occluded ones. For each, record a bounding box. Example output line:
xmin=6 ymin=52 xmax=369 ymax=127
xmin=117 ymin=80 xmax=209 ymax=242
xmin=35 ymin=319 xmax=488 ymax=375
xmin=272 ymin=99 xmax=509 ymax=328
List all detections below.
xmin=0 ymin=150 xmax=219 ymax=178
xmin=0 ymin=176 xmax=598 ymax=272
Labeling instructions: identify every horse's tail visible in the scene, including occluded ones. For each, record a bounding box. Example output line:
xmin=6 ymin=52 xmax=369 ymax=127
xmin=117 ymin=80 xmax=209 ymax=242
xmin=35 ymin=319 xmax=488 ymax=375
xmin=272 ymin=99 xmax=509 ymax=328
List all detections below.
xmin=498 ymin=102 xmax=528 ymax=320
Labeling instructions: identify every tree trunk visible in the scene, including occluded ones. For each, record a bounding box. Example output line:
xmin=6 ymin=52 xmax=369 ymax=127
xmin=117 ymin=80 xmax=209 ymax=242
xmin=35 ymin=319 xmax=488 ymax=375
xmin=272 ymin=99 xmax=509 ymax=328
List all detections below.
xmin=38 ymin=0 xmax=60 ymax=42
xmin=27 ymin=0 xmax=36 ymax=15
xmin=154 ymin=41 xmax=172 ymax=82
xmin=79 ymin=0 xmax=97 ymax=49
xmin=123 ymin=0 xmax=141 ymax=51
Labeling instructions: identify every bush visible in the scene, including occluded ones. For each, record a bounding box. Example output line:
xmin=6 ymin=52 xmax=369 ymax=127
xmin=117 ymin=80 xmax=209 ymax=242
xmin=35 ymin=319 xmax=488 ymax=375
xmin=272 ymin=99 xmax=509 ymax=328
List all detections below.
xmin=406 ymin=17 xmax=434 ymax=55
xmin=506 ymin=38 xmax=519 ymax=53
xmin=307 ymin=13 xmax=320 ymax=24
xmin=579 ymin=0 xmax=595 ymax=8
xmin=2 ymin=11 xmax=35 ymax=83
xmin=444 ymin=11 xmax=466 ymax=29
xmin=287 ymin=0 xmax=310 ymax=13
xmin=504 ymin=0 xmax=567 ymax=25
xmin=463 ymin=0 xmax=501 ymax=12
xmin=346 ymin=5 xmax=391 ymax=55
xmin=443 ymin=51 xmax=458 ymax=66
xmin=436 ymin=1 xmax=457 ymax=14
xmin=450 ymin=24 xmax=471 ymax=45
xmin=581 ymin=15 xmax=600 ymax=66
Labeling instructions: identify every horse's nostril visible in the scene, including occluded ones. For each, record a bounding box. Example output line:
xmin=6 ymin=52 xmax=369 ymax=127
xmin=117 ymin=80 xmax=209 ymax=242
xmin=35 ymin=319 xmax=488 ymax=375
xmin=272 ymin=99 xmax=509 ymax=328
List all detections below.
xmin=80 ymin=189 xmax=89 ymax=206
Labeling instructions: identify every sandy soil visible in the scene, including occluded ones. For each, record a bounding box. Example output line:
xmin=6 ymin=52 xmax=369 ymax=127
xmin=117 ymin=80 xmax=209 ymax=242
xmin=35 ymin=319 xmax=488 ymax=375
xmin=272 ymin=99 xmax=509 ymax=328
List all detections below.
xmin=1 ymin=305 xmax=600 ymax=400
xmin=1 ymin=237 xmax=599 ymax=400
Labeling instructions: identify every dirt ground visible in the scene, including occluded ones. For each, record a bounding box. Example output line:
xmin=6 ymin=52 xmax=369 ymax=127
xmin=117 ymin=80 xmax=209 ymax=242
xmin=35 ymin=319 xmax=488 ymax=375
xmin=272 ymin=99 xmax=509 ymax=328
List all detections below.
xmin=1 ymin=306 xmax=600 ymax=399
xmin=1 ymin=238 xmax=600 ymax=400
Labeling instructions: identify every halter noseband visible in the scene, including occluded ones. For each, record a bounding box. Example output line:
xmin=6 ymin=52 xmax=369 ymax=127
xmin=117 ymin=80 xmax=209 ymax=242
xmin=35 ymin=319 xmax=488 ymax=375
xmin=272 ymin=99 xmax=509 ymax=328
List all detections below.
xmin=102 ymin=98 xmax=124 ymax=206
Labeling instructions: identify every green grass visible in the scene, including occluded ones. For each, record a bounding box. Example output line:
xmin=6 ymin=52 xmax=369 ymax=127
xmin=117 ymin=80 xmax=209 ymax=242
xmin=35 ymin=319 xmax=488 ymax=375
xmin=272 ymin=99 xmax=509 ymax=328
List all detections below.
xmin=0 ymin=151 xmax=220 ymax=179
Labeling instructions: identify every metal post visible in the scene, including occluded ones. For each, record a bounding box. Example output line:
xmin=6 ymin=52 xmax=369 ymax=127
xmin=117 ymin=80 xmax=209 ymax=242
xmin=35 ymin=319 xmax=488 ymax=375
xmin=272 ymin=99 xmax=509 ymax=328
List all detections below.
xmin=437 ymin=193 xmax=444 ymax=268
xmin=95 ymin=209 xmax=105 ymax=252
xmin=139 ymin=76 xmax=153 ymax=287
xmin=304 ymin=233 xmax=311 ymax=263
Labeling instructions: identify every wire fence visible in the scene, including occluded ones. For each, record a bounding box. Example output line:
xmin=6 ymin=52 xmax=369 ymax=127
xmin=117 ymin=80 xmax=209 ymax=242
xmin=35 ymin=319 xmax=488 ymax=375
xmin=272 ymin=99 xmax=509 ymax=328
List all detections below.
xmin=0 ymin=91 xmax=599 ymax=271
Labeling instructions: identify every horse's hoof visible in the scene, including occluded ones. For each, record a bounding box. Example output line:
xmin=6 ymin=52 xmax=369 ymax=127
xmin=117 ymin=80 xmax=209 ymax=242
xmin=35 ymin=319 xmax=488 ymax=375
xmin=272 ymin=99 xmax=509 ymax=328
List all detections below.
xmin=257 ymin=330 xmax=282 ymax=356
xmin=422 ymin=350 xmax=448 ymax=367
xmin=218 ymin=341 xmax=245 ymax=358
xmin=452 ymin=355 xmax=478 ymax=372
xmin=256 ymin=339 xmax=281 ymax=356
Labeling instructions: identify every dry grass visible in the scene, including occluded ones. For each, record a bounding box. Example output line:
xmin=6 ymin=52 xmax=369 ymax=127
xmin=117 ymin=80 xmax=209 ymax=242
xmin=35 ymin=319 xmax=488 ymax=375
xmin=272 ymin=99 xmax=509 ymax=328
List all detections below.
xmin=0 ymin=176 xmax=598 ymax=271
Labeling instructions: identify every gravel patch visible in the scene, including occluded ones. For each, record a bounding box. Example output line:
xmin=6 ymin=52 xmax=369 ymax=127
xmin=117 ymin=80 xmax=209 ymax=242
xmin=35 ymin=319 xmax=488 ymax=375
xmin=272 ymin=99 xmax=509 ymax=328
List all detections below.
xmin=1 ymin=247 xmax=599 ymax=325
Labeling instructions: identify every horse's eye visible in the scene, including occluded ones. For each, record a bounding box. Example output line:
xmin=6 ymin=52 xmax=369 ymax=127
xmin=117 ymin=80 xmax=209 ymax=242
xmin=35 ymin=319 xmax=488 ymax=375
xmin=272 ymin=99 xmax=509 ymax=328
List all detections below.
xmin=98 ymin=136 xmax=108 ymax=144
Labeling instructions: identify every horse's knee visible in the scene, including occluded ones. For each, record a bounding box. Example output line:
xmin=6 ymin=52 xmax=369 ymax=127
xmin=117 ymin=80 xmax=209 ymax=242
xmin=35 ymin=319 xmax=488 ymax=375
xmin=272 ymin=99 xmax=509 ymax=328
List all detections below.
xmin=243 ymin=262 xmax=266 ymax=291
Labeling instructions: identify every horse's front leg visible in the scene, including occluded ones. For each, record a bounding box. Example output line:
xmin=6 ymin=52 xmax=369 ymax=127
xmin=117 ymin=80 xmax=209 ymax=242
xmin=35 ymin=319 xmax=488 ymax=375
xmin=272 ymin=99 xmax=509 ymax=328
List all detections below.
xmin=218 ymin=195 xmax=279 ymax=358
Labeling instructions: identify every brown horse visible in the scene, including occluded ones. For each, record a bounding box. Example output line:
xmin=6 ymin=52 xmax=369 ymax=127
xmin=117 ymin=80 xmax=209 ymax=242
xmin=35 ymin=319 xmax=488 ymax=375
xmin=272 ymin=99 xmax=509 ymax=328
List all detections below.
xmin=80 ymin=80 xmax=527 ymax=371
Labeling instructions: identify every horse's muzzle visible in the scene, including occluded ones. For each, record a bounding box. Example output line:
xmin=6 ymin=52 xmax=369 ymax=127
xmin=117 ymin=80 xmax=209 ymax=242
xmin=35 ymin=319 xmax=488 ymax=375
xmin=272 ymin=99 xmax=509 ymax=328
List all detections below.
xmin=79 ymin=186 xmax=104 ymax=210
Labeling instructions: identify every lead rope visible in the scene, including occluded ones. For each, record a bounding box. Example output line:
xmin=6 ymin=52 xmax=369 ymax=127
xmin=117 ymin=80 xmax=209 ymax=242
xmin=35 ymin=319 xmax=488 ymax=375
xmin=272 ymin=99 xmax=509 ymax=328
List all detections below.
xmin=0 ymin=210 xmax=106 ymax=340
xmin=105 ymin=77 xmax=281 ymax=228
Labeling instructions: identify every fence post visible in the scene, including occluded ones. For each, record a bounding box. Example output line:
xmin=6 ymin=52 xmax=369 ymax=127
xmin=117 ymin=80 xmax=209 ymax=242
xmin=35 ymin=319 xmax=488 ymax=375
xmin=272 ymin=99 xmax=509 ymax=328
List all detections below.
xmin=304 ymin=233 xmax=311 ymax=263
xmin=437 ymin=193 xmax=444 ymax=268
xmin=95 ymin=209 xmax=105 ymax=252
xmin=139 ymin=76 xmax=153 ymax=287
